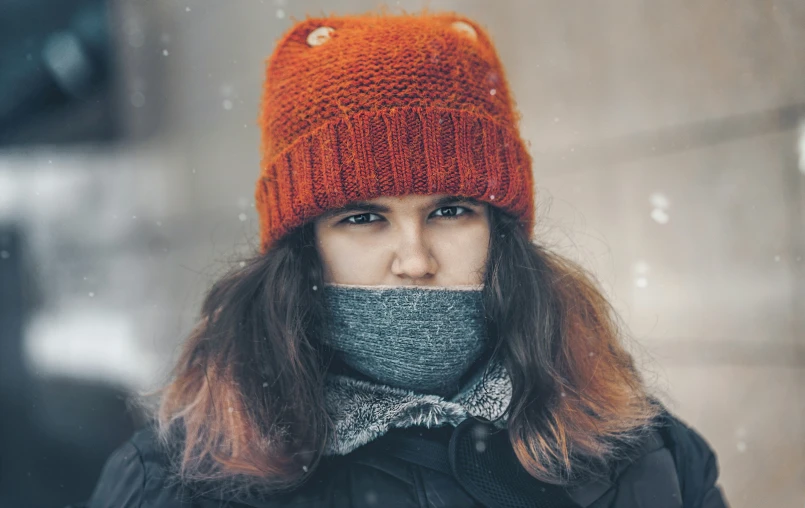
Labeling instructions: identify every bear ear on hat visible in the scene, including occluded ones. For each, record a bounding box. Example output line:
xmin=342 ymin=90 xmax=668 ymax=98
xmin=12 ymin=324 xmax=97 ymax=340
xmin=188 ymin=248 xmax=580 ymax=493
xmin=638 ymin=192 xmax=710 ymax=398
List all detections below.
xmin=449 ymin=20 xmax=478 ymax=41
xmin=306 ymin=26 xmax=336 ymax=47
xmin=441 ymin=14 xmax=496 ymax=50
xmin=272 ymin=17 xmax=342 ymax=52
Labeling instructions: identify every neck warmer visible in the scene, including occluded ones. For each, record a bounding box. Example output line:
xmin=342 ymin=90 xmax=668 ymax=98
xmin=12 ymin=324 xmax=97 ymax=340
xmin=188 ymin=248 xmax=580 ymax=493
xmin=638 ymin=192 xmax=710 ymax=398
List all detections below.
xmin=321 ymin=284 xmax=489 ymax=397
xmin=320 ymin=283 xmax=512 ymax=456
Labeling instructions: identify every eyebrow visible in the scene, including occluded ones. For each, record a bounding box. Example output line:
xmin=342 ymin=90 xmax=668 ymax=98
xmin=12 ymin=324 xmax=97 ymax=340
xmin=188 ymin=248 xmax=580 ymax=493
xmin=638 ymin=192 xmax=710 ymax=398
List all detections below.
xmin=319 ymin=196 xmax=484 ymax=221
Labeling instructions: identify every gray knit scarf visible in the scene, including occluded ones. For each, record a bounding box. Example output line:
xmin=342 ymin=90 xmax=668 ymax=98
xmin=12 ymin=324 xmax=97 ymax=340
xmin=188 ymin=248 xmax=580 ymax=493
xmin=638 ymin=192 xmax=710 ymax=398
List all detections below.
xmin=320 ymin=284 xmax=513 ymax=456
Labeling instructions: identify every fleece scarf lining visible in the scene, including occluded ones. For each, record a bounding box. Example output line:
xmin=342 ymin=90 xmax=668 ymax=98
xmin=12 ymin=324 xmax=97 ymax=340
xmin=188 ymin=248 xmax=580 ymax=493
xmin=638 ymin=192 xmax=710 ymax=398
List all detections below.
xmin=323 ymin=359 xmax=512 ymax=456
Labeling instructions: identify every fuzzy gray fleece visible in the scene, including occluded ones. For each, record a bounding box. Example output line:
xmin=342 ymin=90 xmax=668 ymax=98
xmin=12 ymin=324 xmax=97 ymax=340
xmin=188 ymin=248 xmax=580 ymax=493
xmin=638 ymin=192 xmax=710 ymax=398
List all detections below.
xmin=323 ymin=359 xmax=512 ymax=456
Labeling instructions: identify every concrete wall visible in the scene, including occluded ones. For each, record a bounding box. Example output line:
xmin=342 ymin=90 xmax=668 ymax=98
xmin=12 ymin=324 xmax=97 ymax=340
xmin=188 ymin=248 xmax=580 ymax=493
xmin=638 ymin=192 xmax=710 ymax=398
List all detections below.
xmin=3 ymin=1 xmax=802 ymax=505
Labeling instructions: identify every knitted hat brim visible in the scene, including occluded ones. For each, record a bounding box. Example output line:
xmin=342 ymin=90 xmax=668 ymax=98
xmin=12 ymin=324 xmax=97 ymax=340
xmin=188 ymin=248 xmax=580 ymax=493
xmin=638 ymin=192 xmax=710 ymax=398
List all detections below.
xmin=255 ymin=106 xmax=534 ymax=253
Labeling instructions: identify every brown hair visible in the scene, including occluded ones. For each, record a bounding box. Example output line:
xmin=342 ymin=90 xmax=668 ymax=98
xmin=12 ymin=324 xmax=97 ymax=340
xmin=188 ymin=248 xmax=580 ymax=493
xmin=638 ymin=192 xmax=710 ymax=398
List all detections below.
xmin=155 ymin=205 xmax=658 ymax=495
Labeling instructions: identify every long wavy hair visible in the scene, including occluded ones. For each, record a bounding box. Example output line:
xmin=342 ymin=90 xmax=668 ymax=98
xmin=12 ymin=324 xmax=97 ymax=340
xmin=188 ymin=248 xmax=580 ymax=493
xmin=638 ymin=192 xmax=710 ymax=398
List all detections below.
xmin=155 ymin=204 xmax=659 ymax=495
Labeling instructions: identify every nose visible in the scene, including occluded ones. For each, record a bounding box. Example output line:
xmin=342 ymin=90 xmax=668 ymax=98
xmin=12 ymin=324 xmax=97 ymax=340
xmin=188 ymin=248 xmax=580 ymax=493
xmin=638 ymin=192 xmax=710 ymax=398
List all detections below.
xmin=390 ymin=227 xmax=438 ymax=282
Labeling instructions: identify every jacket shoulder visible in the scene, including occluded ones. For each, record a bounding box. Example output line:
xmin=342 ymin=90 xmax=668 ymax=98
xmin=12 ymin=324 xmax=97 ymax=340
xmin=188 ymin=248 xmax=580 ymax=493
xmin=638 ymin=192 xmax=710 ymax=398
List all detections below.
xmin=655 ymin=407 xmax=729 ymax=508
xmin=84 ymin=427 xmax=415 ymax=508
xmin=573 ymin=406 xmax=729 ymax=508
xmin=85 ymin=426 xmax=191 ymax=508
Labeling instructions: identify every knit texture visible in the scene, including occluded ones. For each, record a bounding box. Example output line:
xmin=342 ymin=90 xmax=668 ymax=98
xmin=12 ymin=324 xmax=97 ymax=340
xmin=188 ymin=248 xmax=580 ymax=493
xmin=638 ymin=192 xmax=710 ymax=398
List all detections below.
xmin=255 ymin=11 xmax=535 ymax=251
xmin=321 ymin=283 xmax=489 ymax=397
xmin=323 ymin=358 xmax=511 ymax=456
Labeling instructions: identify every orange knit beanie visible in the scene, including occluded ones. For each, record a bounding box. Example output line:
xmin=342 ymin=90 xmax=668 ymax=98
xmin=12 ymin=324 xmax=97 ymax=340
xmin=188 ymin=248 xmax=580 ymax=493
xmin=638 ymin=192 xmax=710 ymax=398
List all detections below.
xmin=255 ymin=11 xmax=534 ymax=252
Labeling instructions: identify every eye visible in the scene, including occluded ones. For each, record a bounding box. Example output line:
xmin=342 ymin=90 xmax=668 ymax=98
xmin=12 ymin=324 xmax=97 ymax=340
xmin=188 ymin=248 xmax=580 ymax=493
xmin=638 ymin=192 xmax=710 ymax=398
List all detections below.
xmin=342 ymin=213 xmax=382 ymax=225
xmin=431 ymin=206 xmax=472 ymax=219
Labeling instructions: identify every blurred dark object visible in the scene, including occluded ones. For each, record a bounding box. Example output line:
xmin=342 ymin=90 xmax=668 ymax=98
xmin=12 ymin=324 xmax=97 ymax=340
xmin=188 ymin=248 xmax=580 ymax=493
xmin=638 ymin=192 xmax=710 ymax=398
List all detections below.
xmin=0 ymin=226 xmax=144 ymax=508
xmin=0 ymin=0 xmax=119 ymax=145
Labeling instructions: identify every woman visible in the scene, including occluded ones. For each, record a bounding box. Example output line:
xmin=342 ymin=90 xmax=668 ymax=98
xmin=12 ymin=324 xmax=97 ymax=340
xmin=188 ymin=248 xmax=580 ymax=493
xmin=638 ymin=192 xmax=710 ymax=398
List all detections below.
xmin=82 ymin=11 xmax=729 ymax=508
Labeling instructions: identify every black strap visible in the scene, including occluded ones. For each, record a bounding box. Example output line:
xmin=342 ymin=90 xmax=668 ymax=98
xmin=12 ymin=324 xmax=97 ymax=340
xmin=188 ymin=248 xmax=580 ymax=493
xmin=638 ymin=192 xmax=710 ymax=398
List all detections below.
xmin=387 ymin=434 xmax=453 ymax=475
xmin=363 ymin=430 xmax=453 ymax=475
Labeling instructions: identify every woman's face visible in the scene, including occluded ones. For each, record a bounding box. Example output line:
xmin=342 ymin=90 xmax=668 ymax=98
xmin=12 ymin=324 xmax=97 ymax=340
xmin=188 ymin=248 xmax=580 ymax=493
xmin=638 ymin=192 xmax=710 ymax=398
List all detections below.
xmin=313 ymin=194 xmax=490 ymax=287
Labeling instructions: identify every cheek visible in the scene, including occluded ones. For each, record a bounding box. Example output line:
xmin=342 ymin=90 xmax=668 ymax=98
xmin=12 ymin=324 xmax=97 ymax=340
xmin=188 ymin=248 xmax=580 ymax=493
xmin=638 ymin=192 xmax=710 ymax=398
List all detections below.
xmin=434 ymin=222 xmax=490 ymax=281
xmin=315 ymin=231 xmax=389 ymax=284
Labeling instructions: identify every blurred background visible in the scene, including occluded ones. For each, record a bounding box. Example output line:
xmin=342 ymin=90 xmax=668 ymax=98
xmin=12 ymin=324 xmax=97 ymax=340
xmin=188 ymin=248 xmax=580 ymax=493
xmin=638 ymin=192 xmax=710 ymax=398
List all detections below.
xmin=0 ymin=0 xmax=802 ymax=506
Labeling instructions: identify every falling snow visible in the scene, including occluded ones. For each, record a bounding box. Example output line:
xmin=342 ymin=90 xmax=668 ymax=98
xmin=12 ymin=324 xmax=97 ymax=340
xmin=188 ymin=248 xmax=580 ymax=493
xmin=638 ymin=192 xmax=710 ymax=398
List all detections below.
xmin=634 ymin=260 xmax=649 ymax=288
xmin=130 ymin=92 xmax=145 ymax=108
xmin=238 ymin=213 xmax=247 ymax=221
xmin=162 ymin=49 xmax=169 ymax=56
xmin=0 ymin=251 xmax=10 ymax=260
xmin=649 ymin=192 xmax=670 ymax=209
xmin=650 ymin=192 xmax=670 ymax=224
xmin=651 ymin=208 xmax=670 ymax=224
xmin=634 ymin=260 xmax=650 ymax=275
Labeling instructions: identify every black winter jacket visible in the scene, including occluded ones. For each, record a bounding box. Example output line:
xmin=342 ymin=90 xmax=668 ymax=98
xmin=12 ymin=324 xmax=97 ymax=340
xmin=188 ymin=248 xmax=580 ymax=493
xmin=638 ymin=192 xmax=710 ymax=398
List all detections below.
xmin=75 ymin=408 xmax=728 ymax=508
